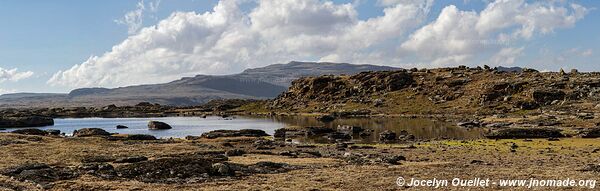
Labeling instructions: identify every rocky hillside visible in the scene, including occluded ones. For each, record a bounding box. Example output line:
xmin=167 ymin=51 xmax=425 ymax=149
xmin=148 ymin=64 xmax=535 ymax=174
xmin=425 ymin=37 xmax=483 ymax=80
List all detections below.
xmin=269 ymin=66 xmax=600 ymax=117
xmin=0 ymin=61 xmax=396 ymax=108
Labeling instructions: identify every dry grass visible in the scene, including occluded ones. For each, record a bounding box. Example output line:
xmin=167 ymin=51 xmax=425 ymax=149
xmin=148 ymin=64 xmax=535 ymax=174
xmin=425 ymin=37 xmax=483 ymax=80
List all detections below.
xmin=1 ymin=133 xmax=600 ymax=190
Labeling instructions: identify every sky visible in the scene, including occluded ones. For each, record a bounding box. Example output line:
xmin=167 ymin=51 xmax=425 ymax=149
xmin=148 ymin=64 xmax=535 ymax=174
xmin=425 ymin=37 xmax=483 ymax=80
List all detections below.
xmin=0 ymin=0 xmax=598 ymax=94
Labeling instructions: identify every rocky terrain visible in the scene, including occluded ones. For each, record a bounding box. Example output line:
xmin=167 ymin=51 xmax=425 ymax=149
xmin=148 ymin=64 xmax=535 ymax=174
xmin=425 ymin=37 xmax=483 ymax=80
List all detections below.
xmin=259 ymin=66 xmax=600 ymax=127
xmin=0 ymin=61 xmax=396 ymax=108
xmin=1 ymin=127 xmax=599 ymax=190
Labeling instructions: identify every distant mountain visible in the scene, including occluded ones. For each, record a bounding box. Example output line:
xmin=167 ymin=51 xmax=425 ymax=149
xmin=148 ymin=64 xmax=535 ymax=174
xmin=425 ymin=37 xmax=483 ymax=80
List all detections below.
xmin=495 ymin=66 xmax=523 ymax=72
xmin=0 ymin=61 xmax=398 ymax=108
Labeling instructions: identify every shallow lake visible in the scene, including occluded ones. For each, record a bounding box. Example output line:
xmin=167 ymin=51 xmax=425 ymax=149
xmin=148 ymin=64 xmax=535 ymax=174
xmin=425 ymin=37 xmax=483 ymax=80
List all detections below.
xmin=0 ymin=116 xmax=485 ymax=143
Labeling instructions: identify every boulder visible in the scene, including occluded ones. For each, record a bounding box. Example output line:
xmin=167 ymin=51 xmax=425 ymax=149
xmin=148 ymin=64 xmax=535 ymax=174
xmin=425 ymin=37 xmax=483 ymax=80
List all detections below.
xmin=532 ymin=89 xmax=565 ymax=105
xmin=337 ymin=125 xmax=365 ymax=133
xmin=201 ymin=129 xmax=269 ymax=139
xmin=379 ymin=130 xmax=397 ymax=142
xmin=380 ymin=155 xmax=406 ymax=165
xmin=485 ymin=128 xmax=564 ymax=139
xmin=0 ymin=116 xmax=54 ymax=128
xmin=303 ymin=126 xmax=336 ymax=135
xmin=116 ymin=125 xmax=129 ymax=129
xmin=12 ymin=128 xmax=47 ymax=136
xmin=211 ymin=163 xmax=231 ymax=176
xmin=0 ymin=163 xmax=78 ymax=185
xmin=44 ymin=129 xmax=61 ymax=135
xmin=274 ymin=128 xmax=287 ymax=139
xmin=225 ymin=149 xmax=246 ymax=157
xmin=126 ymin=134 xmax=157 ymax=140
xmin=326 ymin=132 xmax=352 ymax=140
xmin=73 ymin=128 xmax=111 ymax=137
xmin=317 ymin=115 xmax=335 ymax=123
xmin=148 ymin=121 xmax=172 ymax=130
xmin=580 ymin=128 xmax=600 ymax=138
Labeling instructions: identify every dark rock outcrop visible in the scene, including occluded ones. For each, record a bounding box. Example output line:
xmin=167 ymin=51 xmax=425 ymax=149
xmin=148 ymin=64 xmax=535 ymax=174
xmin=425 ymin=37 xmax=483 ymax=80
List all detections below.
xmin=0 ymin=116 xmax=54 ymax=128
xmin=73 ymin=128 xmax=111 ymax=137
xmin=580 ymin=128 xmax=600 ymax=138
xmin=532 ymin=89 xmax=565 ymax=105
xmin=272 ymin=70 xmax=413 ymax=111
xmin=12 ymin=128 xmax=47 ymax=136
xmin=148 ymin=121 xmax=172 ymax=130
xmin=116 ymin=125 xmax=129 ymax=129
xmin=201 ymin=129 xmax=269 ymax=139
xmin=0 ymin=163 xmax=78 ymax=186
xmin=125 ymin=134 xmax=157 ymax=140
xmin=379 ymin=130 xmax=397 ymax=142
xmin=114 ymin=156 xmax=225 ymax=183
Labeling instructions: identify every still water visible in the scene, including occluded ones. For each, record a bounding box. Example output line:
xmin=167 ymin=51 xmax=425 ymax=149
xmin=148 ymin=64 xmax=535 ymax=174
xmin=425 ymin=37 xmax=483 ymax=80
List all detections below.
xmin=0 ymin=116 xmax=484 ymax=142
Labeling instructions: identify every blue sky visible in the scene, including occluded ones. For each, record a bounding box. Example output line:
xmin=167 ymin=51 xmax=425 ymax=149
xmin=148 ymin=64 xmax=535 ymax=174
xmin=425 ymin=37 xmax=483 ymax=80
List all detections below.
xmin=0 ymin=0 xmax=598 ymax=94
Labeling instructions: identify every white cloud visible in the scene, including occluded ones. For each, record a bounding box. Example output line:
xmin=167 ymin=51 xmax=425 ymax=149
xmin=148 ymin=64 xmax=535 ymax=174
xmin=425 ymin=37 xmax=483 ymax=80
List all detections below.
xmin=49 ymin=0 xmax=432 ymax=88
xmin=115 ymin=0 xmax=162 ymax=35
xmin=486 ymin=47 xmax=524 ymax=66
xmin=401 ymin=0 xmax=588 ymax=66
xmin=49 ymin=0 xmax=589 ymax=89
xmin=0 ymin=67 xmax=33 ymax=83
xmin=581 ymin=49 xmax=593 ymax=57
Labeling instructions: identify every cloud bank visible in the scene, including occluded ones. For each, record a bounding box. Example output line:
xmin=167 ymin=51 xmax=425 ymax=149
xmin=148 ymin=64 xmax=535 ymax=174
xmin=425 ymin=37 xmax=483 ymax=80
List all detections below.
xmin=0 ymin=67 xmax=33 ymax=83
xmin=49 ymin=0 xmax=589 ymax=89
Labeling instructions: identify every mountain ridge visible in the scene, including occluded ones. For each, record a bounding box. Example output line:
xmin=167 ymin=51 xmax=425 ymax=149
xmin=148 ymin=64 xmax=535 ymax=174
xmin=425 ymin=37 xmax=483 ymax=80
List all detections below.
xmin=0 ymin=61 xmax=398 ymax=108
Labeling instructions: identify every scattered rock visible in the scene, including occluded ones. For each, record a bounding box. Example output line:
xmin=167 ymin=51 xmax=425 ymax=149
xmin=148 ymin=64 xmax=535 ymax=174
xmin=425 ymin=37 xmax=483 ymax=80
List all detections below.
xmin=253 ymin=139 xmax=275 ymax=150
xmin=185 ymin=135 xmax=202 ymax=140
xmin=579 ymin=164 xmax=600 ymax=172
xmin=225 ymin=149 xmax=246 ymax=157
xmin=336 ymin=142 xmax=348 ymax=149
xmin=211 ymin=163 xmax=231 ymax=176
xmin=125 ymin=134 xmax=157 ymax=140
xmin=317 ymin=115 xmax=335 ymax=123
xmin=148 ymin=121 xmax=172 ymax=130
xmin=114 ymin=156 xmax=224 ymax=183
xmin=379 ymin=130 xmax=396 ymax=142
xmin=44 ymin=129 xmax=61 ymax=135
xmin=511 ymin=143 xmax=519 ymax=150
xmin=326 ymin=132 xmax=352 ymax=140
xmin=0 ymin=116 xmax=54 ymax=128
xmin=380 ymin=155 xmax=406 ymax=165
xmin=73 ymin=128 xmax=111 ymax=137
xmin=201 ymin=129 xmax=269 ymax=139
xmin=580 ymin=128 xmax=600 ymax=138
xmin=0 ymin=163 xmax=78 ymax=186
xmin=12 ymin=128 xmax=47 ymax=136
xmin=337 ymin=125 xmax=364 ymax=133
xmin=532 ymin=89 xmax=565 ymax=105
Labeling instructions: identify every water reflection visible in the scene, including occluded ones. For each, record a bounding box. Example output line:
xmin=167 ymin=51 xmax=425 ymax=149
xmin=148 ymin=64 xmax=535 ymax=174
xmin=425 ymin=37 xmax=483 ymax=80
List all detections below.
xmin=0 ymin=115 xmax=484 ymax=143
xmin=260 ymin=115 xmax=485 ymax=143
